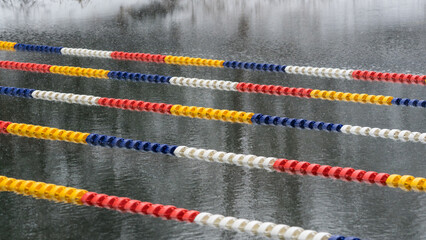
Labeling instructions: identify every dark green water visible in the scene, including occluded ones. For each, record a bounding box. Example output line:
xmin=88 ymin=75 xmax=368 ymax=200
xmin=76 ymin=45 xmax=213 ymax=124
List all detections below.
xmin=0 ymin=0 xmax=425 ymax=239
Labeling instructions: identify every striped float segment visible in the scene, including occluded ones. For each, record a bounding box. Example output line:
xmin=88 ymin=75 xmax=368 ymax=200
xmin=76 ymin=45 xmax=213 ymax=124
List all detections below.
xmin=0 ymin=61 xmax=425 ymax=108
xmin=0 ymin=175 xmax=88 ymax=205
xmin=1 ymin=40 xmax=424 ymax=85
xmin=0 ymin=41 xmax=17 ymax=51
xmin=0 ymin=175 xmax=362 ymax=240
xmin=0 ymin=120 xmax=425 ymax=193
xmin=0 ymin=86 xmax=425 ymax=143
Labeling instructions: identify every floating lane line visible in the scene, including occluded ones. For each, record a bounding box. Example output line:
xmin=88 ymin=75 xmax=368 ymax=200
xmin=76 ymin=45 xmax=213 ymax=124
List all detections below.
xmin=0 ymin=174 xmax=363 ymax=240
xmin=0 ymin=60 xmax=425 ymax=108
xmin=0 ymin=120 xmax=424 ymax=193
xmin=0 ymin=40 xmax=424 ymax=85
xmin=0 ymin=86 xmax=425 ymax=144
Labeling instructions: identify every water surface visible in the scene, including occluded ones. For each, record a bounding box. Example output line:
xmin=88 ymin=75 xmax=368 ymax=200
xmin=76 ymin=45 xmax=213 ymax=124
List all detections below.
xmin=0 ymin=1 xmax=425 ymax=239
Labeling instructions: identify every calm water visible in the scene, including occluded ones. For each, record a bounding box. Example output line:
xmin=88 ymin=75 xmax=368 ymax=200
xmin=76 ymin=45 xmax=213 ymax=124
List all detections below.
xmin=0 ymin=0 xmax=425 ymax=239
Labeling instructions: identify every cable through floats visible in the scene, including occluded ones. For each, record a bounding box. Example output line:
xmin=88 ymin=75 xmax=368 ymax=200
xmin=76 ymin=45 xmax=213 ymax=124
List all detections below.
xmin=0 ymin=174 xmax=363 ymax=240
xmin=0 ymin=40 xmax=424 ymax=85
xmin=0 ymin=86 xmax=425 ymax=144
xmin=0 ymin=60 xmax=425 ymax=108
xmin=0 ymin=120 xmax=425 ymax=193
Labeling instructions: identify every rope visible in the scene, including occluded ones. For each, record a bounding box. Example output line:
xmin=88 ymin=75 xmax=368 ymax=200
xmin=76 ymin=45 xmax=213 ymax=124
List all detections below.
xmin=1 ymin=40 xmax=424 ymax=85
xmin=0 ymin=61 xmax=424 ymax=108
xmin=0 ymin=85 xmax=424 ymax=143
xmin=0 ymin=120 xmax=424 ymax=193
xmin=0 ymin=174 xmax=363 ymax=240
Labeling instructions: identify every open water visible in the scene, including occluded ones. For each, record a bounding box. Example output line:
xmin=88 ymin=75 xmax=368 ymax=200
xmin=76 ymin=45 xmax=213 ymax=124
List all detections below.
xmin=0 ymin=0 xmax=425 ymax=239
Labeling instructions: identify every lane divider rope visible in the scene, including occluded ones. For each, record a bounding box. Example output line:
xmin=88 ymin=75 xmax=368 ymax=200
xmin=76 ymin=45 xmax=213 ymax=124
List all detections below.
xmin=0 ymin=60 xmax=424 ymax=108
xmin=1 ymin=40 xmax=425 ymax=85
xmin=0 ymin=120 xmax=424 ymax=193
xmin=0 ymin=86 xmax=424 ymax=144
xmin=0 ymin=86 xmax=425 ymax=144
xmin=0 ymin=175 xmax=362 ymax=240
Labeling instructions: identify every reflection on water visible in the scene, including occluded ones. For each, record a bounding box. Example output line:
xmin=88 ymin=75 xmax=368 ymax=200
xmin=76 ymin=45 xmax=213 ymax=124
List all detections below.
xmin=0 ymin=0 xmax=425 ymax=239
xmin=124 ymin=0 xmax=178 ymax=19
